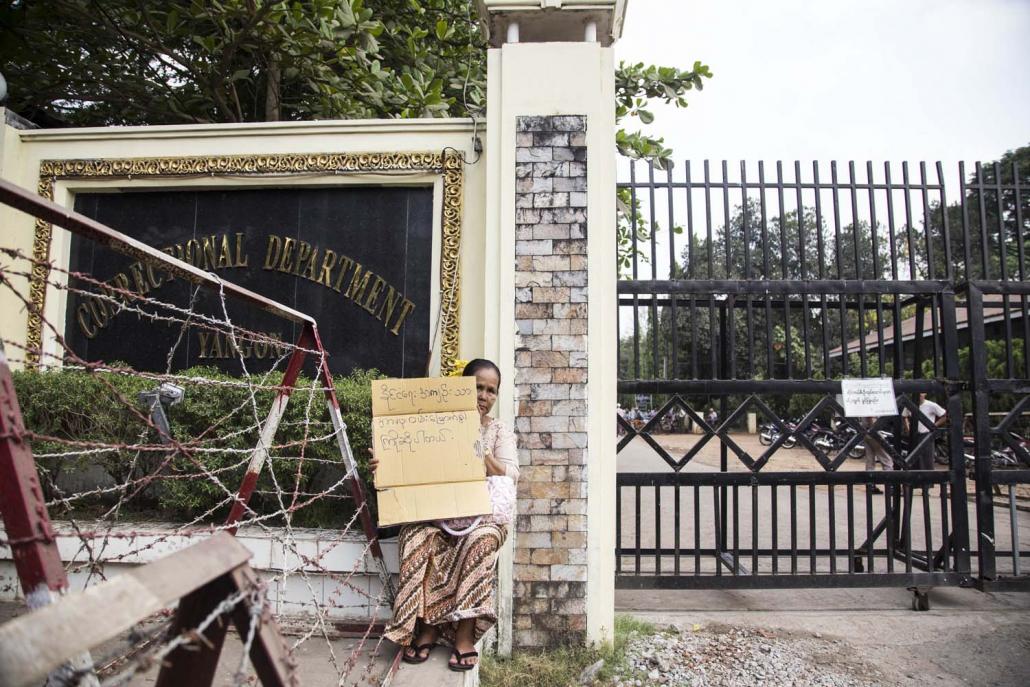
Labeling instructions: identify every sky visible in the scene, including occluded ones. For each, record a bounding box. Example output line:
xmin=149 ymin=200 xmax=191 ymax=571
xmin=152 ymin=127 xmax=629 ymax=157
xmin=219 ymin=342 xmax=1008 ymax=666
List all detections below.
xmin=614 ymin=0 xmax=1030 ymax=169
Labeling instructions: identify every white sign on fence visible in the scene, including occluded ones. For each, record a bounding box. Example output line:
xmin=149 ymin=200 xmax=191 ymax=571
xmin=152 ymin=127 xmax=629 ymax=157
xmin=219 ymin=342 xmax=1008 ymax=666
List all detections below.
xmin=840 ymin=378 xmax=898 ymax=417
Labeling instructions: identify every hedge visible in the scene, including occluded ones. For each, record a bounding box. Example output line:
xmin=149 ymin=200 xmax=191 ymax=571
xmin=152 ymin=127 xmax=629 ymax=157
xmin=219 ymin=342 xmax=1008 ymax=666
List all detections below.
xmin=12 ymin=365 xmax=381 ymax=528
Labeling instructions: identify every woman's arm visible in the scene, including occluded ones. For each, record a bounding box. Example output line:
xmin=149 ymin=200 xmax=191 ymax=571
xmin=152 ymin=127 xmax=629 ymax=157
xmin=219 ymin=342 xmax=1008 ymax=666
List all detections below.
xmin=488 ymin=422 xmax=520 ymax=482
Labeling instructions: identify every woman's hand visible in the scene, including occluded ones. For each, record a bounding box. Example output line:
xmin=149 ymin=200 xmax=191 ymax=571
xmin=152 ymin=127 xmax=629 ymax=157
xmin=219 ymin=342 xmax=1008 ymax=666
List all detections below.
xmin=483 ymin=450 xmax=506 ymax=477
xmin=367 ymin=447 xmax=379 ymax=475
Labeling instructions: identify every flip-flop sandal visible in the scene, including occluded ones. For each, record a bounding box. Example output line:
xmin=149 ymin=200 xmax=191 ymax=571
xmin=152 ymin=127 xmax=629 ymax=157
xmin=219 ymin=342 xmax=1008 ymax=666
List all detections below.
xmin=448 ymin=648 xmax=478 ymax=672
xmin=401 ymin=642 xmax=437 ymax=664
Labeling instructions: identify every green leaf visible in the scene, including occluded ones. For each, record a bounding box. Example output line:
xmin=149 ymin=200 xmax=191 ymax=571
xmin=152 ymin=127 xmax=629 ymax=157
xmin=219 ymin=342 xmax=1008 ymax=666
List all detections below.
xmin=435 ymin=19 xmax=448 ymax=40
xmin=638 ymin=109 xmax=654 ymax=125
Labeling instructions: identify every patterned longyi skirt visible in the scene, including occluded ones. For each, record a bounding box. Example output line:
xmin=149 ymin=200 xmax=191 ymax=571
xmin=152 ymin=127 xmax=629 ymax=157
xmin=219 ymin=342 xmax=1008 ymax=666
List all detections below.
xmin=383 ymin=522 xmax=507 ymax=647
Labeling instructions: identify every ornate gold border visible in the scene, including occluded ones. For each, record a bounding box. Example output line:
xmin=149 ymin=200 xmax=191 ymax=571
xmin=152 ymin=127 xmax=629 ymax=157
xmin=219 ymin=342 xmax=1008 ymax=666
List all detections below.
xmin=28 ymin=151 xmax=463 ymax=373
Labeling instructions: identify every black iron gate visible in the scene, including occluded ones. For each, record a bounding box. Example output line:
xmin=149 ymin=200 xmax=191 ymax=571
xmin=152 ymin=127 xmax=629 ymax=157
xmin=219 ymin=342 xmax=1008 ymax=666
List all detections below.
xmin=615 ymin=159 xmax=1029 ymax=598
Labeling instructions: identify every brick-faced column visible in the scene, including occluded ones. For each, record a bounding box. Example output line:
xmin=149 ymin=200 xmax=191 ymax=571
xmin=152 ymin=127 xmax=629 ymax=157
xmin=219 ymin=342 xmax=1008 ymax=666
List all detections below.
xmin=512 ymin=114 xmax=588 ymax=649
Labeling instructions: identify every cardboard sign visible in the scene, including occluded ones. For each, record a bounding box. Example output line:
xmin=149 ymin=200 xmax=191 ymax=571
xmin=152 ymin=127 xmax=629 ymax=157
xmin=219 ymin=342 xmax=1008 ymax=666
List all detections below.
xmin=371 ymin=377 xmax=491 ymax=526
xmin=840 ymin=378 xmax=898 ymax=417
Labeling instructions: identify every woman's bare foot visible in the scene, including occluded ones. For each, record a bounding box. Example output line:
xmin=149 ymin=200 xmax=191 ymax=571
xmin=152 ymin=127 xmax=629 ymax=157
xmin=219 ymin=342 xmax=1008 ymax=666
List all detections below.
xmin=404 ymin=624 xmax=439 ymax=662
xmin=448 ymin=619 xmax=478 ymax=669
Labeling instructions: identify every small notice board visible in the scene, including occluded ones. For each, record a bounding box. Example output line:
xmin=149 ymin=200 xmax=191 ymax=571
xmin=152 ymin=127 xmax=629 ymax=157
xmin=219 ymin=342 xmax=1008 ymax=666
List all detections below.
xmin=840 ymin=378 xmax=898 ymax=417
xmin=371 ymin=376 xmax=492 ymax=526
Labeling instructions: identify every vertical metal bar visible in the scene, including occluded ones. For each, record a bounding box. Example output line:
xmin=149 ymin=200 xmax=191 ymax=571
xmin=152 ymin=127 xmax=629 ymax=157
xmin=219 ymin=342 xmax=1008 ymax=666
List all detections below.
xmin=732 ymin=484 xmax=740 ymax=574
xmin=851 ymin=161 xmax=868 ymax=377
xmin=902 ymin=162 xmax=917 ymax=279
xmin=634 ymin=484 xmax=642 ymax=575
xmin=968 ymin=285 xmax=996 ymax=579
xmin=868 ymin=162 xmax=886 ymax=374
xmin=673 ymin=163 xmax=683 ymax=379
xmin=760 ymin=161 xmax=774 ymax=378
xmin=939 ymin=483 xmax=950 ymax=572
xmin=920 ymin=163 xmax=942 ymax=378
xmin=937 ymin=162 xmax=953 ymax=282
xmin=976 ymin=162 xmax=990 ymax=279
xmin=940 ymin=291 xmax=971 ymax=575
xmin=674 ymin=483 xmax=681 ymax=576
xmin=828 ymin=484 xmax=838 ymax=574
xmin=809 ymin=484 xmax=817 ymax=573
xmin=655 ymin=484 xmax=662 ymax=574
xmin=1011 ymin=486 xmax=1021 ymax=577
xmin=648 ymin=162 xmax=660 ymax=380
xmin=903 ymin=485 xmax=914 ymax=573
xmin=846 ymin=484 xmax=855 ymax=574
xmin=865 ymin=484 xmax=875 ymax=572
xmin=706 ymin=161 xmax=717 ymax=378
xmin=751 ymin=484 xmax=759 ymax=573
xmin=790 ymin=484 xmax=798 ymax=574
xmin=831 ymin=162 xmax=849 ymax=376
xmin=616 ymin=483 xmax=622 ymax=574
xmin=742 ymin=161 xmax=755 ymax=377
xmin=814 ymin=162 xmax=831 ymax=376
xmin=959 ymin=161 xmax=973 ymax=280
xmin=693 ymin=484 xmax=701 ymax=574
xmin=885 ymin=163 xmax=904 ymax=378
xmin=631 ymin=162 xmax=641 ymax=379
xmin=796 ymin=161 xmax=813 ymax=377
xmin=995 ymin=165 xmax=1015 ymax=378
xmin=885 ymin=486 xmax=896 ymax=573
xmin=713 ymin=485 xmax=723 ymax=577
xmin=922 ymin=485 xmax=933 ymax=572
xmin=771 ymin=485 xmax=779 ymax=574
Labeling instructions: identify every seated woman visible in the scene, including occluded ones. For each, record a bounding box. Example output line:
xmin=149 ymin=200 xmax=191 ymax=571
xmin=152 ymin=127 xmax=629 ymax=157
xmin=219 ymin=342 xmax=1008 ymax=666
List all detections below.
xmin=370 ymin=358 xmax=518 ymax=672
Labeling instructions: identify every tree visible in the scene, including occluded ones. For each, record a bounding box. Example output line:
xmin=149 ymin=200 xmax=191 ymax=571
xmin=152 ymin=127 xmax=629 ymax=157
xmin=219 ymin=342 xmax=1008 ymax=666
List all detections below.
xmin=0 ymin=0 xmax=711 ymax=163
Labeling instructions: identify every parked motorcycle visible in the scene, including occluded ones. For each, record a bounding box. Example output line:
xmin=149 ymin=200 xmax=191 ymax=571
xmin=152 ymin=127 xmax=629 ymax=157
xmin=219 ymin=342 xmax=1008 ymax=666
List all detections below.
xmin=758 ymin=420 xmax=798 ymax=448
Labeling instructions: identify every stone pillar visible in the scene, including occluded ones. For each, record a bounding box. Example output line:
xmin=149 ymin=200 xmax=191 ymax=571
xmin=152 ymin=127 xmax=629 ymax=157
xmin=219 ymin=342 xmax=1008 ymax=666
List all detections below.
xmin=479 ymin=0 xmax=624 ymax=652
xmin=512 ymin=114 xmax=589 ymax=647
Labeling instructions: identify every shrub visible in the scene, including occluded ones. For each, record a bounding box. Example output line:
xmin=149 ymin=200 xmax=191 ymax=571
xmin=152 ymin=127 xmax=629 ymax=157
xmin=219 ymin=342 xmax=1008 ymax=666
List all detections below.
xmin=12 ymin=365 xmax=381 ymax=528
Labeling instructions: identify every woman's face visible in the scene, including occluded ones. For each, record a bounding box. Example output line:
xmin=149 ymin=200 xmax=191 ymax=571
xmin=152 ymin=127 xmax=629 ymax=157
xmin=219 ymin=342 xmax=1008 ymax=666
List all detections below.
xmin=474 ymin=367 xmax=500 ymax=418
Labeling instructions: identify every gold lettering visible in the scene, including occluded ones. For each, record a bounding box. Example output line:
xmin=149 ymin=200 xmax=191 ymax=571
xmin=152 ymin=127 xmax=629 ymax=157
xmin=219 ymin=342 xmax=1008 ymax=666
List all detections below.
xmin=317 ymin=250 xmax=337 ymax=287
xmin=110 ymin=273 xmax=132 ymax=303
xmin=293 ymin=241 xmax=312 ymax=276
xmin=201 ymin=235 xmax=218 ymax=271
xmin=302 ymin=247 xmax=321 ymax=281
xmin=254 ymin=338 xmax=268 ymax=359
xmin=184 ymin=239 xmax=200 ymax=267
xmin=234 ymin=233 xmax=249 ymax=267
xmin=278 ymin=238 xmax=296 ymax=273
xmin=145 ymin=262 xmax=164 ymax=290
xmin=375 ymin=285 xmax=400 ymax=323
xmin=210 ymin=332 xmax=225 ymax=359
xmin=87 ymin=297 xmax=109 ymax=329
xmin=389 ymin=299 xmax=416 ymax=335
xmin=217 ymin=234 xmax=233 ymax=269
xmin=128 ymin=262 xmax=150 ymax=296
xmin=332 ymin=255 xmax=354 ymax=292
xmin=76 ymin=304 xmax=97 ymax=339
xmin=344 ymin=263 xmax=372 ymax=302
xmin=197 ymin=331 xmax=211 ymax=358
xmin=362 ymin=276 xmax=386 ymax=314
xmin=264 ymin=235 xmax=282 ymax=269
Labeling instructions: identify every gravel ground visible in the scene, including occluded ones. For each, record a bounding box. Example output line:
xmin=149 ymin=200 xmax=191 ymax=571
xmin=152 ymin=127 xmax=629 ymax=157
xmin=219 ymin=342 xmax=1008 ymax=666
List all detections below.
xmin=610 ymin=624 xmax=884 ymax=687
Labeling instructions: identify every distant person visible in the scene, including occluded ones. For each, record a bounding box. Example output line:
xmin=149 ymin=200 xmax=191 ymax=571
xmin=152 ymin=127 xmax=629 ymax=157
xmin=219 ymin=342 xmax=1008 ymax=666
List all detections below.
xmin=902 ymin=393 xmax=947 ymax=470
xmin=706 ymin=407 xmax=718 ymax=427
xmin=863 ymin=416 xmax=893 ymax=493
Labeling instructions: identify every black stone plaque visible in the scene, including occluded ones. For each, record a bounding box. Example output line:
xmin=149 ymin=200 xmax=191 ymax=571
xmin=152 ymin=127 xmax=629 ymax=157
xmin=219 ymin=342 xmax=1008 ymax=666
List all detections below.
xmin=65 ymin=186 xmax=434 ymax=378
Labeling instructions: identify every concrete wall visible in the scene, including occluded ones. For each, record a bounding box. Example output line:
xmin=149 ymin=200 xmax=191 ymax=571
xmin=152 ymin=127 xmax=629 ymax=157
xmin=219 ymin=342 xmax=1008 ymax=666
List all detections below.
xmin=0 ymin=115 xmax=487 ymax=375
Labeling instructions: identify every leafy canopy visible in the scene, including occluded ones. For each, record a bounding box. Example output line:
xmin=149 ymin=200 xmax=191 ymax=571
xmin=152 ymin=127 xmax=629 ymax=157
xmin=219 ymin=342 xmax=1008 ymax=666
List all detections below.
xmin=0 ymin=0 xmax=711 ymax=165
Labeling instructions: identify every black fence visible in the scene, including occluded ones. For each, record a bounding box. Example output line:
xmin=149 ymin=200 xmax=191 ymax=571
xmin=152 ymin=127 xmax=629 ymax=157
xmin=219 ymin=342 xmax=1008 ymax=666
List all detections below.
xmin=616 ymin=158 xmax=1029 ymax=599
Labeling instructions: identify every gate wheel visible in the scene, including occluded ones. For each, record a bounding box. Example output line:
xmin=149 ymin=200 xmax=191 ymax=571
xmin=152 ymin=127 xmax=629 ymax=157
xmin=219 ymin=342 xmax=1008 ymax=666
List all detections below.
xmin=910 ymin=588 xmax=930 ymax=611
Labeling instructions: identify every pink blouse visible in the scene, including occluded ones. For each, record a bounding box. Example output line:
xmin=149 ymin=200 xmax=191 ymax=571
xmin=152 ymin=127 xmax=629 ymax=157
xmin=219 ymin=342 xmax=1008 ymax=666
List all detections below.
xmin=481 ymin=419 xmax=519 ymax=483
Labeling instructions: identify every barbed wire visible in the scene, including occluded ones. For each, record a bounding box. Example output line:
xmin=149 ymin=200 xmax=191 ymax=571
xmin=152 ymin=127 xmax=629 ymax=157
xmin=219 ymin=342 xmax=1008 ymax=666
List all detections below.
xmin=0 ymin=245 xmax=393 ymax=685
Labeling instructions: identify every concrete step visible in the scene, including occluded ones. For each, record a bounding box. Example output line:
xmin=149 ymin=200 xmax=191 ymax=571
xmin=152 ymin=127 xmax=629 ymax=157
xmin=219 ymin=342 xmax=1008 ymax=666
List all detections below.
xmin=389 ymin=647 xmax=479 ymax=687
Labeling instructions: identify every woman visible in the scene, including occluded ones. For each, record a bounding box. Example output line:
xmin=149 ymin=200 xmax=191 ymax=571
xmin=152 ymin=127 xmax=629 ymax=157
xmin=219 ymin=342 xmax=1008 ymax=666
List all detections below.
xmin=370 ymin=359 xmax=518 ymax=671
